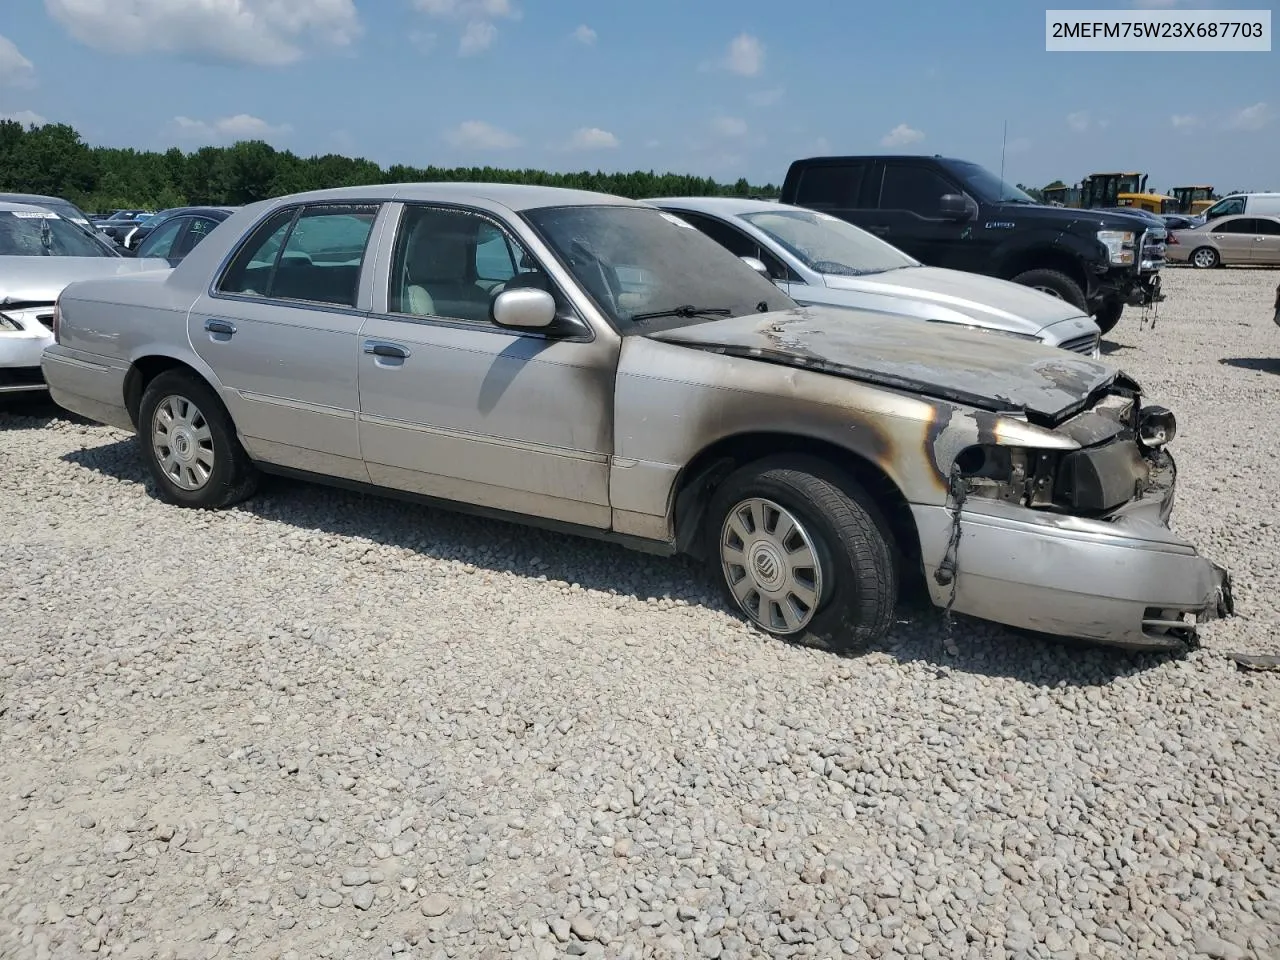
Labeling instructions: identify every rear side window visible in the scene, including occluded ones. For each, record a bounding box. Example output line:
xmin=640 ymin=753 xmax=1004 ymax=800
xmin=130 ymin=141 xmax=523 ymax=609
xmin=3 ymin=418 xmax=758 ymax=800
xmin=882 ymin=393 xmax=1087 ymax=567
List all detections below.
xmin=878 ymin=166 xmax=958 ymax=217
xmin=218 ymin=203 xmax=379 ymax=307
xmin=794 ymin=164 xmax=866 ymax=207
xmin=1253 ymin=218 xmax=1280 ymax=235
xmin=136 ymin=217 xmax=186 ymax=259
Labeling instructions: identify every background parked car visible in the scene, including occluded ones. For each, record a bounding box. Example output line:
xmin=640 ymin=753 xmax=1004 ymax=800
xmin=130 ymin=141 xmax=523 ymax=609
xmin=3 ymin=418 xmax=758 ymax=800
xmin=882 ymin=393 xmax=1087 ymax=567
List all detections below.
xmin=124 ymin=206 xmax=237 ymax=262
xmin=1198 ymin=192 xmax=1280 ymax=223
xmin=0 ymin=201 xmax=170 ymax=395
xmin=779 ymin=154 xmax=1165 ymax=334
xmin=0 ymin=191 xmax=122 ymax=254
xmin=95 ymin=209 xmax=152 ymax=244
xmin=648 ymin=196 xmax=1101 ymax=356
xmin=1165 ymin=214 xmax=1280 ymax=268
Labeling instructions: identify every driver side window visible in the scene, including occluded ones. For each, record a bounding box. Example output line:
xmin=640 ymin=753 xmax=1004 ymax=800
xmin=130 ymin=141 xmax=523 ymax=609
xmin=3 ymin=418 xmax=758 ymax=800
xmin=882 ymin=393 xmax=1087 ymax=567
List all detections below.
xmin=389 ymin=204 xmax=554 ymax=325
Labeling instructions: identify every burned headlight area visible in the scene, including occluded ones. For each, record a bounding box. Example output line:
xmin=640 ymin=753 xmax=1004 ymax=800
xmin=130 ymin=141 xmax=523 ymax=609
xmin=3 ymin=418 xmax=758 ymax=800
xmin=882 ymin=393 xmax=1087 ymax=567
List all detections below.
xmin=954 ymin=403 xmax=1176 ymax=515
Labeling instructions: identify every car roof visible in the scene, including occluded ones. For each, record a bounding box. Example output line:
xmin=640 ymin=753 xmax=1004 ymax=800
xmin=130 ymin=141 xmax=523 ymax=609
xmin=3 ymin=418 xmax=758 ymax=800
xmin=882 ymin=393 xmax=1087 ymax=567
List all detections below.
xmin=0 ymin=200 xmax=60 ymax=214
xmin=0 ymin=191 xmax=71 ymax=204
xmin=644 ymin=196 xmax=799 ymax=216
xmin=263 ymin=182 xmax=638 ymax=212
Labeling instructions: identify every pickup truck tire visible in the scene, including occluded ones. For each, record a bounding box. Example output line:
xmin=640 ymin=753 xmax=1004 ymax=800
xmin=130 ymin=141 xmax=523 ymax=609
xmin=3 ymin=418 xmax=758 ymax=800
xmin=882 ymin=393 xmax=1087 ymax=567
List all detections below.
xmin=706 ymin=456 xmax=897 ymax=653
xmin=1010 ymin=268 xmax=1088 ymax=312
xmin=138 ymin=369 xmax=260 ymax=509
xmin=1093 ymin=295 xmax=1125 ymax=336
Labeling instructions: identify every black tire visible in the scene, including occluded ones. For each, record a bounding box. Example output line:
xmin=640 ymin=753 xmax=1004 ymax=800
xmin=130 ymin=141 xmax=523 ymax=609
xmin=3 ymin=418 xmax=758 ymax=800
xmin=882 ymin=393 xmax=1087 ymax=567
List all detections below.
xmin=1093 ymin=296 xmax=1124 ymax=336
xmin=1011 ymin=268 xmax=1088 ymax=312
xmin=705 ymin=455 xmax=897 ymax=654
xmin=1190 ymin=246 xmax=1220 ymax=269
xmin=137 ymin=369 xmax=259 ymax=508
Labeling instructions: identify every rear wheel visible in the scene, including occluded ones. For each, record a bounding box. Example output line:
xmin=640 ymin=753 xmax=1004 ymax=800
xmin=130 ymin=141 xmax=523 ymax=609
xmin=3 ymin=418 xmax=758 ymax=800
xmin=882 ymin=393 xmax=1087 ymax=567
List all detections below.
xmin=1191 ymin=246 xmax=1220 ymax=269
xmin=705 ymin=456 xmax=897 ymax=653
xmin=138 ymin=370 xmax=259 ymax=508
xmin=1011 ymin=268 xmax=1088 ymax=312
xmin=1093 ymin=295 xmax=1125 ymax=336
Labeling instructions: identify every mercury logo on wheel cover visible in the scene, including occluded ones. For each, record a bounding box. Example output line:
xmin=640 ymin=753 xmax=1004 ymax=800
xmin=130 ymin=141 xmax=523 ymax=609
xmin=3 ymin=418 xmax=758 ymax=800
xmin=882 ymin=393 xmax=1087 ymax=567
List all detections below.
xmin=750 ymin=542 xmax=786 ymax=592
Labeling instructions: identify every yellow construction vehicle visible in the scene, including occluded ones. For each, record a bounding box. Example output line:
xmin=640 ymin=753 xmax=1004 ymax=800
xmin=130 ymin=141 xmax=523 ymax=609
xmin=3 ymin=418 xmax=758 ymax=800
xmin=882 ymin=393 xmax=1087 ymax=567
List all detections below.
xmin=1170 ymin=186 xmax=1217 ymax=215
xmin=1081 ymin=172 xmax=1178 ymax=213
xmin=1042 ymin=183 xmax=1080 ymax=207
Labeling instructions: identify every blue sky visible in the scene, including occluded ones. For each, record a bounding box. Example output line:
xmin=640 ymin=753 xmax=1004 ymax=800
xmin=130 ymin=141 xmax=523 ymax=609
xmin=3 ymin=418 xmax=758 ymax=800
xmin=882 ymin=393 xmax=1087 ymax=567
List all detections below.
xmin=0 ymin=0 xmax=1276 ymax=191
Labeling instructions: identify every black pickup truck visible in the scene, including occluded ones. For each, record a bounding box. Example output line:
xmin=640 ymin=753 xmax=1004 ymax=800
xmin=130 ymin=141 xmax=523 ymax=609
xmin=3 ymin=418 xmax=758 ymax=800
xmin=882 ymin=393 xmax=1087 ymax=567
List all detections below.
xmin=780 ymin=155 xmax=1165 ymax=333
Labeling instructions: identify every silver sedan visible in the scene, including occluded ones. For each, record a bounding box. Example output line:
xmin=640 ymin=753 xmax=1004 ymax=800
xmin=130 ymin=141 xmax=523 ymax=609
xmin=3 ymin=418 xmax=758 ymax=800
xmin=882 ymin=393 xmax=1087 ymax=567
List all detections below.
xmin=42 ymin=184 xmax=1231 ymax=651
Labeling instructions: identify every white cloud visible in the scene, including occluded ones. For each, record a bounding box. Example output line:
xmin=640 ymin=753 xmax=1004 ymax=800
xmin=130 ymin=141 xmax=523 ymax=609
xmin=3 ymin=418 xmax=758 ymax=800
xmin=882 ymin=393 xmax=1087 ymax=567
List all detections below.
xmin=880 ymin=123 xmax=924 ymax=147
xmin=566 ymin=127 xmax=618 ymax=150
xmin=44 ymin=0 xmax=361 ymax=66
xmin=1066 ymin=110 xmax=1091 ymax=132
xmin=458 ymin=20 xmax=496 ymax=55
xmin=445 ymin=119 xmax=520 ymax=150
xmin=1 ymin=109 xmax=47 ymax=126
xmin=170 ymin=113 xmax=292 ymax=143
xmin=1224 ymin=102 xmax=1271 ymax=131
xmin=1171 ymin=113 xmax=1200 ymax=129
xmin=0 ymin=34 xmax=35 ymax=87
xmin=711 ymin=116 xmax=748 ymax=138
xmin=747 ymin=87 xmax=783 ymax=107
xmin=723 ymin=33 xmax=763 ymax=76
xmin=413 ymin=0 xmax=518 ymax=56
xmin=572 ymin=24 xmax=596 ymax=45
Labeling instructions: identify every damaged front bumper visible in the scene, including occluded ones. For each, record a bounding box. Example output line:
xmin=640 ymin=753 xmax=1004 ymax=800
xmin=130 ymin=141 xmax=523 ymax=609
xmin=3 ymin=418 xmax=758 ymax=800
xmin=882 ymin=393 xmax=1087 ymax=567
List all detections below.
xmin=913 ymin=453 xmax=1233 ymax=651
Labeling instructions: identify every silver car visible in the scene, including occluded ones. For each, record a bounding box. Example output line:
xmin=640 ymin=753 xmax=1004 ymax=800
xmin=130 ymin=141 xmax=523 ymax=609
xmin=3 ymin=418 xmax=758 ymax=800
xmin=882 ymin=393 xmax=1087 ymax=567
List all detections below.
xmin=649 ymin=196 xmax=1102 ymax=357
xmin=0 ymin=201 xmax=169 ymax=394
xmin=42 ymin=184 xmax=1232 ymax=651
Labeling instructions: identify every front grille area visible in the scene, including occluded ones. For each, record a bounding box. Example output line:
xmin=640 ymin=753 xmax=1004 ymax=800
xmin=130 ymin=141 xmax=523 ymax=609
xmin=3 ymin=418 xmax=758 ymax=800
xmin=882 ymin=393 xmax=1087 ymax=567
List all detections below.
xmin=1060 ymin=334 xmax=1100 ymax=356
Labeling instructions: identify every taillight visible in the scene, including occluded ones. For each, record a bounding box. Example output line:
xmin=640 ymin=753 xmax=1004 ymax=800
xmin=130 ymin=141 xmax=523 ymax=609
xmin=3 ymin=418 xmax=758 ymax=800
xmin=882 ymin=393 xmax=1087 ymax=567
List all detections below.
xmin=51 ymin=298 xmax=61 ymax=342
xmin=1167 ymin=233 xmax=1180 ymax=245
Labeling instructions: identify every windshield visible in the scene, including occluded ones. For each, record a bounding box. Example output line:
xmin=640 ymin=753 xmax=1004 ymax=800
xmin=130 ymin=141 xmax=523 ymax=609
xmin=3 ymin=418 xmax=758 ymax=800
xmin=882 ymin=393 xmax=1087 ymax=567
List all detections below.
xmin=741 ymin=208 xmax=918 ymax=276
xmin=522 ymin=204 xmax=795 ymax=334
xmin=0 ymin=211 xmax=117 ymax=257
xmin=946 ymin=160 xmax=1036 ymax=204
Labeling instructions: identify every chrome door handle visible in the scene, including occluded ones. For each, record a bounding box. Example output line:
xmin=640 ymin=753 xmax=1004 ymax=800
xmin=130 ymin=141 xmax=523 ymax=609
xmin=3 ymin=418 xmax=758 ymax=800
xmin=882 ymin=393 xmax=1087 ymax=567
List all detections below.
xmin=204 ymin=319 xmax=236 ymax=336
xmin=363 ymin=340 xmax=410 ymax=359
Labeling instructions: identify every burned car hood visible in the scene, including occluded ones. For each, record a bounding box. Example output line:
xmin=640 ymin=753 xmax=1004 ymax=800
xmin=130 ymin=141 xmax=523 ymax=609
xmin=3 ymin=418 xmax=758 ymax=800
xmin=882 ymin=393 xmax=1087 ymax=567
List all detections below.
xmin=646 ymin=305 xmax=1121 ymax=422
xmin=0 ymin=256 xmax=172 ymax=304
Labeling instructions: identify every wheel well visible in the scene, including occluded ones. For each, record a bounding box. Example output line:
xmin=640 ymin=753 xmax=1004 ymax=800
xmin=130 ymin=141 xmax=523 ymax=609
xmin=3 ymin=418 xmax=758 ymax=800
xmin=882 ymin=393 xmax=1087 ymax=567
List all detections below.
xmin=672 ymin=432 xmax=923 ymax=592
xmin=999 ymin=248 xmax=1087 ymax=293
xmin=123 ymin=356 xmax=204 ymax=428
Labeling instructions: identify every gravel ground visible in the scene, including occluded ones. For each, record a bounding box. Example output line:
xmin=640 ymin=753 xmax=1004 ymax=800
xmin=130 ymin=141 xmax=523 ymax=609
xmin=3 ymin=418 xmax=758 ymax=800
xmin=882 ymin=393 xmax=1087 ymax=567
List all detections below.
xmin=2 ymin=266 xmax=1278 ymax=960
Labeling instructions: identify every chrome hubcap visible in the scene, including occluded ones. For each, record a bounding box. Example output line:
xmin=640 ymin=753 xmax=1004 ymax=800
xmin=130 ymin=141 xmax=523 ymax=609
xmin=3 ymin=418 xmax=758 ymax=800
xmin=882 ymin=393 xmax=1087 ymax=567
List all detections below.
xmin=720 ymin=497 xmax=823 ymax=635
xmin=152 ymin=395 xmax=215 ymax=491
xmin=1193 ymin=249 xmax=1215 ymax=267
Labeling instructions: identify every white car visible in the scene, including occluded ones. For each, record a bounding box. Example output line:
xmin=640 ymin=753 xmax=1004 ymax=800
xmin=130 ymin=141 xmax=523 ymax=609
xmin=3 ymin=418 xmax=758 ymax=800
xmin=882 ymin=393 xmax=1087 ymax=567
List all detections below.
xmin=1 ymin=202 xmax=169 ymax=394
xmin=648 ymin=197 xmax=1102 ymax=357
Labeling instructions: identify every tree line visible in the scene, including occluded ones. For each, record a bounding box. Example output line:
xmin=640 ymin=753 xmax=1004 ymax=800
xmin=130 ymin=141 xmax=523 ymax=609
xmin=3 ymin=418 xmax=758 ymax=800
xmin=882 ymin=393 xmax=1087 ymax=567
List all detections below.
xmin=0 ymin=120 xmax=781 ymax=213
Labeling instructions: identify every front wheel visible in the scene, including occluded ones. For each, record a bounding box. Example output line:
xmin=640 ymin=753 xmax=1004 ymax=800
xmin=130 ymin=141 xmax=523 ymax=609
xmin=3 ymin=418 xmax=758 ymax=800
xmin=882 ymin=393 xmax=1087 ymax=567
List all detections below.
xmin=1093 ymin=296 xmax=1125 ymax=336
xmin=1011 ymin=268 xmax=1088 ymax=312
xmin=705 ymin=456 xmax=898 ymax=653
xmin=138 ymin=370 xmax=259 ymax=508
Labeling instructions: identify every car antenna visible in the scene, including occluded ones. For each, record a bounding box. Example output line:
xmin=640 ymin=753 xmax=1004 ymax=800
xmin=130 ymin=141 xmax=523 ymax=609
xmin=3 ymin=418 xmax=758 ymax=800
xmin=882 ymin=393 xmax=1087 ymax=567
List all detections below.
xmin=999 ymin=119 xmax=1008 ymax=202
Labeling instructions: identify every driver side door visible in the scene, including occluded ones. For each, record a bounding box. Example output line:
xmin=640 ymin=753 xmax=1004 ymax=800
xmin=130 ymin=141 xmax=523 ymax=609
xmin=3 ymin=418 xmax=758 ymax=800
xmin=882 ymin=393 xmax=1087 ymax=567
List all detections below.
xmin=356 ymin=202 xmax=617 ymax=528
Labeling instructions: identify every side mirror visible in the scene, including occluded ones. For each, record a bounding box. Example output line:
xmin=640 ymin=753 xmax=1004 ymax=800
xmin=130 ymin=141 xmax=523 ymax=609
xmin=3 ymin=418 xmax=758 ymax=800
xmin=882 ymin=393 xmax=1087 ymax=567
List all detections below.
xmin=939 ymin=194 xmax=972 ymax=221
xmin=491 ymin=287 xmax=556 ymax=330
xmin=741 ymin=256 xmax=771 ymax=278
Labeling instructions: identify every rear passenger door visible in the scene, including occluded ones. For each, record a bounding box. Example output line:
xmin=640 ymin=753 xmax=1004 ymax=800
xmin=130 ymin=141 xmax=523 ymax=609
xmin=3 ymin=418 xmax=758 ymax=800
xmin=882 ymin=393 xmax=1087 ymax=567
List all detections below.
xmin=1247 ymin=217 xmax=1280 ymax=263
xmin=186 ymin=201 xmax=384 ymax=482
